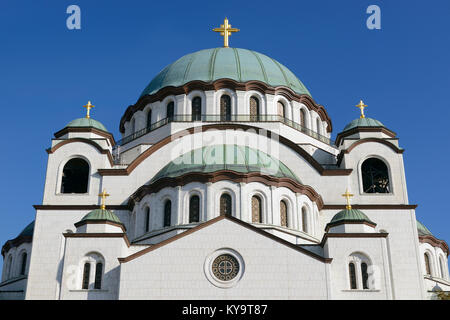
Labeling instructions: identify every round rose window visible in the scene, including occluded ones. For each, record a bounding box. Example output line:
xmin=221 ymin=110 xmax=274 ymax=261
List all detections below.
xmin=211 ymin=254 xmax=240 ymax=281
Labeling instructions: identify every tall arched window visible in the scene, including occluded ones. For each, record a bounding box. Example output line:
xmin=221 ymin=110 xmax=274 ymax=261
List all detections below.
xmin=251 ymin=196 xmax=262 ymax=223
xmin=349 ymin=262 xmax=357 ymax=289
xmin=167 ymin=101 xmax=174 ymax=121
xmin=82 ymin=262 xmax=90 ymax=289
xmin=220 ymin=95 xmax=232 ymax=121
xmin=220 ymin=193 xmax=232 ymax=216
xmin=192 ymin=97 xmax=202 ymax=121
xmin=277 ymin=101 xmax=285 ymax=119
xmin=362 ymin=158 xmax=390 ymax=193
xmin=61 ymin=158 xmax=89 ymax=193
xmin=249 ymin=97 xmax=260 ymax=121
xmin=20 ymin=252 xmax=27 ymax=276
xmin=280 ymin=200 xmax=288 ymax=227
xmin=424 ymin=253 xmax=432 ymax=276
xmin=146 ymin=109 xmax=152 ymax=129
xmin=300 ymin=109 xmax=306 ymax=128
xmin=94 ymin=262 xmax=103 ymax=289
xmin=361 ymin=262 xmax=369 ymax=289
xmin=164 ymin=200 xmax=171 ymax=227
xmin=439 ymin=257 xmax=445 ymax=279
xmin=301 ymin=207 xmax=308 ymax=233
xmin=144 ymin=207 xmax=150 ymax=233
xmin=189 ymin=195 xmax=200 ymax=223
xmin=131 ymin=118 xmax=136 ymax=133
xmin=6 ymin=255 xmax=12 ymax=279
xmin=316 ymin=118 xmax=321 ymax=135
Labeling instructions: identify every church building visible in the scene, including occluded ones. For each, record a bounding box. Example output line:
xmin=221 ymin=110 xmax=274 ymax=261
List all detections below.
xmin=1 ymin=19 xmax=448 ymax=300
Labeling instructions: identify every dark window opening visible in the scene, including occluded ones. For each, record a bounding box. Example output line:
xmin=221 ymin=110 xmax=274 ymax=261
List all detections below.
xmin=61 ymin=158 xmax=89 ymax=193
xmin=94 ymin=262 xmax=103 ymax=289
xmin=20 ymin=252 xmax=27 ymax=275
xmin=82 ymin=263 xmax=90 ymax=289
xmin=361 ymin=262 xmax=369 ymax=289
xmin=189 ymin=195 xmax=200 ymax=223
xmin=164 ymin=200 xmax=171 ymax=227
xmin=349 ymin=262 xmax=357 ymax=289
xmin=167 ymin=102 xmax=174 ymax=121
xmin=147 ymin=110 xmax=152 ymax=129
xmin=220 ymin=194 xmax=232 ymax=216
xmin=145 ymin=207 xmax=150 ymax=232
xmin=192 ymin=97 xmax=202 ymax=121
xmin=362 ymin=158 xmax=390 ymax=193
xmin=220 ymin=95 xmax=231 ymax=121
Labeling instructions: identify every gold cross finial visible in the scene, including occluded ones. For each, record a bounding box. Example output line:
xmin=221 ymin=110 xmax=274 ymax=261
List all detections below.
xmin=341 ymin=188 xmax=354 ymax=210
xmin=98 ymin=189 xmax=110 ymax=210
xmin=213 ymin=17 xmax=240 ymax=48
xmin=83 ymin=101 xmax=94 ymax=119
xmin=356 ymin=100 xmax=367 ymax=119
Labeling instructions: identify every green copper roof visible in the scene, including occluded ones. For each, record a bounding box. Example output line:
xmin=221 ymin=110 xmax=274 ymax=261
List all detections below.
xmin=18 ymin=221 xmax=34 ymax=237
xmin=152 ymin=144 xmax=300 ymax=182
xmin=66 ymin=118 xmax=108 ymax=132
xmin=329 ymin=208 xmax=375 ymax=225
xmin=343 ymin=117 xmax=384 ymax=132
xmin=141 ymin=48 xmax=311 ymax=97
xmin=417 ymin=219 xmax=433 ymax=236
xmin=79 ymin=209 xmax=123 ymax=225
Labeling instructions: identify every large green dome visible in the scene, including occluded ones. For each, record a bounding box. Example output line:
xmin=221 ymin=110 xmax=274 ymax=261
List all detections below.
xmin=152 ymin=144 xmax=300 ymax=182
xmin=342 ymin=117 xmax=384 ymax=132
xmin=141 ymin=48 xmax=311 ymax=97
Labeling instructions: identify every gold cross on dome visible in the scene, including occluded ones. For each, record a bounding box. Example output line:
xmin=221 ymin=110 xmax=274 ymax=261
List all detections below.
xmin=341 ymin=188 xmax=354 ymax=210
xmin=355 ymin=100 xmax=367 ymax=119
xmin=98 ymin=189 xmax=110 ymax=210
xmin=213 ymin=17 xmax=240 ymax=48
xmin=83 ymin=101 xmax=94 ymax=119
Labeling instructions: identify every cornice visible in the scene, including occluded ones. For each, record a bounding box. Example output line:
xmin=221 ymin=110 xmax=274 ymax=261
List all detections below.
xmin=335 ymin=127 xmax=397 ymax=146
xmin=419 ymin=235 xmax=449 ymax=256
xmin=53 ymin=127 xmax=116 ymax=146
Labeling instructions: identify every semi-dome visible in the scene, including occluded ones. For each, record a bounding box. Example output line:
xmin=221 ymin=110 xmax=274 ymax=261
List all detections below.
xmin=152 ymin=144 xmax=300 ymax=183
xmin=417 ymin=219 xmax=433 ymax=236
xmin=342 ymin=117 xmax=384 ymax=132
xmin=141 ymin=48 xmax=311 ymax=97
xmin=66 ymin=118 xmax=108 ymax=132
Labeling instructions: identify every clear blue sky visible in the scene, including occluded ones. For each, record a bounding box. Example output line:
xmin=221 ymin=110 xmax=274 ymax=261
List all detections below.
xmin=0 ymin=0 xmax=449 ymax=268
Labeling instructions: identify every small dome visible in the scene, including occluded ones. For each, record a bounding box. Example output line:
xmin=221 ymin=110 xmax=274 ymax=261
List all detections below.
xmin=152 ymin=144 xmax=300 ymax=183
xmin=79 ymin=209 xmax=123 ymax=225
xmin=66 ymin=118 xmax=108 ymax=132
xmin=417 ymin=219 xmax=433 ymax=236
xmin=342 ymin=117 xmax=384 ymax=132
xmin=329 ymin=208 xmax=375 ymax=225
xmin=141 ymin=48 xmax=311 ymax=97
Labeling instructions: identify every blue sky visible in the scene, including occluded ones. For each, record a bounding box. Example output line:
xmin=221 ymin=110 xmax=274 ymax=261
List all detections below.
xmin=0 ymin=0 xmax=449 ymax=268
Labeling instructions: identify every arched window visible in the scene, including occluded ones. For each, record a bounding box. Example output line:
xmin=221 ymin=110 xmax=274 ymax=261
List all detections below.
xmin=249 ymin=97 xmax=260 ymax=121
xmin=316 ymin=118 xmax=321 ymax=134
xmin=189 ymin=195 xmax=200 ymax=223
xmin=163 ymin=200 xmax=171 ymax=227
xmin=300 ymin=109 xmax=306 ymax=128
xmin=361 ymin=262 xmax=369 ymax=289
xmin=20 ymin=252 xmax=27 ymax=276
xmin=192 ymin=97 xmax=202 ymax=121
xmin=131 ymin=118 xmax=136 ymax=133
xmin=301 ymin=207 xmax=308 ymax=233
xmin=146 ymin=109 xmax=152 ymax=129
xmin=94 ymin=262 xmax=103 ymax=289
xmin=6 ymin=255 xmax=12 ymax=279
xmin=439 ymin=257 xmax=445 ymax=279
xmin=220 ymin=95 xmax=232 ymax=121
xmin=362 ymin=158 xmax=390 ymax=193
xmin=277 ymin=101 xmax=285 ymax=119
xmin=424 ymin=253 xmax=432 ymax=276
xmin=280 ymin=200 xmax=288 ymax=227
xmin=167 ymin=101 xmax=174 ymax=121
xmin=251 ymin=195 xmax=262 ymax=223
xmin=61 ymin=158 xmax=89 ymax=193
xmin=144 ymin=207 xmax=150 ymax=233
xmin=220 ymin=193 xmax=232 ymax=216
xmin=82 ymin=262 xmax=90 ymax=289
xmin=349 ymin=262 xmax=357 ymax=289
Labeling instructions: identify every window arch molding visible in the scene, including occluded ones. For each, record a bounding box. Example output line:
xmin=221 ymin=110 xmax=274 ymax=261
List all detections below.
xmin=160 ymin=96 xmax=176 ymax=119
xmin=357 ymin=154 xmax=394 ymax=195
xmin=17 ymin=248 xmax=28 ymax=276
xmin=274 ymin=96 xmax=292 ymax=120
xmin=187 ymin=90 xmax=207 ymax=115
xmin=215 ymin=88 xmax=237 ymax=116
xmin=216 ymin=188 xmax=236 ymax=217
xmin=78 ymin=252 xmax=105 ymax=290
xmin=244 ymin=91 xmax=266 ymax=115
xmin=186 ymin=190 xmax=203 ymax=224
xmin=5 ymin=254 xmax=13 ymax=280
xmin=298 ymin=105 xmax=310 ymax=129
xmin=437 ymin=253 xmax=448 ymax=279
xmin=248 ymin=190 xmax=268 ymax=224
xmin=347 ymin=252 xmax=373 ymax=290
xmin=56 ymin=155 xmax=91 ymax=195
xmin=423 ymin=249 xmax=435 ymax=277
xmin=278 ymin=195 xmax=294 ymax=228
